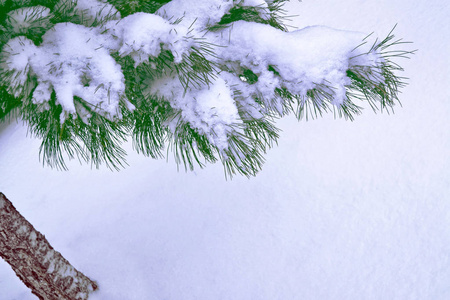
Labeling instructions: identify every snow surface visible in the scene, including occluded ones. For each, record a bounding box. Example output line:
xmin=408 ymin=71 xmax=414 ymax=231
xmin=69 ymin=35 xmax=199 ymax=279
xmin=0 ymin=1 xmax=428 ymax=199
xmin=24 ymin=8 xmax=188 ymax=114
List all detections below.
xmin=1 ymin=0 xmax=450 ymax=299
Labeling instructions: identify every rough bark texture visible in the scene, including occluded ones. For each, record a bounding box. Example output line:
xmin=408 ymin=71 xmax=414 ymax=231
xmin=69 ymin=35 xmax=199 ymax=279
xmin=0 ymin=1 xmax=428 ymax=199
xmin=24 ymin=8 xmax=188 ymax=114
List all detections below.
xmin=0 ymin=192 xmax=98 ymax=300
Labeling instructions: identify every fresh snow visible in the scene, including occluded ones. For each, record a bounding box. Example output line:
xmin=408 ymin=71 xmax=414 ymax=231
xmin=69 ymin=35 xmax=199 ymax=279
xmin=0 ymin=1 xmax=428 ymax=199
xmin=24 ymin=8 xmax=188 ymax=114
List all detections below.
xmin=2 ymin=23 xmax=130 ymax=121
xmin=1 ymin=0 xmax=389 ymax=151
xmin=205 ymin=22 xmax=375 ymax=105
xmin=149 ymin=75 xmax=242 ymax=150
xmin=156 ymin=0 xmax=235 ymax=28
xmin=1 ymin=0 xmax=450 ymax=299
xmin=5 ymin=6 xmax=51 ymax=34
xmin=72 ymin=0 xmax=120 ymax=26
xmin=108 ymin=12 xmax=193 ymax=65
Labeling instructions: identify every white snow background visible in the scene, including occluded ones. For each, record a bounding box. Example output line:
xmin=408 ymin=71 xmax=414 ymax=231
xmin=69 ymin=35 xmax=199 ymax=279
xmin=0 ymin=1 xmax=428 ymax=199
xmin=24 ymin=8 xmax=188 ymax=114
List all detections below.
xmin=1 ymin=0 xmax=449 ymax=299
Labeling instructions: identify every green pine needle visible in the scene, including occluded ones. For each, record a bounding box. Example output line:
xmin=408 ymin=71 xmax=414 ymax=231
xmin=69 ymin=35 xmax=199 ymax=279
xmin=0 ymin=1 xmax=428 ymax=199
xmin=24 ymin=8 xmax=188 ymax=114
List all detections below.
xmin=0 ymin=1 xmax=414 ymax=177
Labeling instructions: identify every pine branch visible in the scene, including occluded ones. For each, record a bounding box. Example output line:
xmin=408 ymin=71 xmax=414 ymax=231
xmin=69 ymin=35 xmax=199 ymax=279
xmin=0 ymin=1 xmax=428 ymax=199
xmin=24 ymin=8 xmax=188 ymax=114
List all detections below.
xmin=0 ymin=86 xmax=22 ymax=121
xmin=131 ymin=95 xmax=168 ymax=159
xmin=346 ymin=27 xmax=415 ymax=114
xmin=273 ymin=27 xmax=415 ymax=121
xmin=0 ymin=0 xmax=414 ymax=177
xmin=21 ymin=94 xmax=130 ymax=170
xmin=208 ymin=0 xmax=289 ymax=32
xmin=107 ymin=0 xmax=171 ymax=16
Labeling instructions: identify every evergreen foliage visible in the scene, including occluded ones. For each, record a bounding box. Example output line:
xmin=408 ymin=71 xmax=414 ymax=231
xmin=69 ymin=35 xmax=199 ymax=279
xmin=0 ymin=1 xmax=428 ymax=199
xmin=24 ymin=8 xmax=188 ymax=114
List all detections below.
xmin=0 ymin=0 xmax=414 ymax=177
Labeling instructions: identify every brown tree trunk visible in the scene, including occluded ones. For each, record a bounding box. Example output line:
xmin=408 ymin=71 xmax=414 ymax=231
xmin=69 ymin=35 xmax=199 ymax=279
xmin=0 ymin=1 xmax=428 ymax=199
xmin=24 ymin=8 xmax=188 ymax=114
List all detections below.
xmin=0 ymin=192 xmax=98 ymax=300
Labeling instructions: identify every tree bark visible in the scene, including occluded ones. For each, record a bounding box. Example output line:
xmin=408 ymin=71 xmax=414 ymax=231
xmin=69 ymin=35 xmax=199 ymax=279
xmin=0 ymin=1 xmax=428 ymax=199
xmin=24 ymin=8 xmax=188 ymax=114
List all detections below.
xmin=0 ymin=192 xmax=98 ymax=300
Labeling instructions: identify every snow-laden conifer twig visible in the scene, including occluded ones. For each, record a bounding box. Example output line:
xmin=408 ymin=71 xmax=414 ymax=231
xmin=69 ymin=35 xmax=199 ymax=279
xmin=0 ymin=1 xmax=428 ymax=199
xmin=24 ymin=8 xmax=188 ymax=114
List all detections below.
xmin=0 ymin=0 xmax=414 ymax=177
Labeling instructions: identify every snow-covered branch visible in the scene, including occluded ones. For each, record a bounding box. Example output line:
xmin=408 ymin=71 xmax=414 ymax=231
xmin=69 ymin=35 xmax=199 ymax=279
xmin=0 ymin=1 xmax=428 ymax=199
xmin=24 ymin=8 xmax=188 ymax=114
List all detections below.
xmin=0 ymin=0 xmax=413 ymax=176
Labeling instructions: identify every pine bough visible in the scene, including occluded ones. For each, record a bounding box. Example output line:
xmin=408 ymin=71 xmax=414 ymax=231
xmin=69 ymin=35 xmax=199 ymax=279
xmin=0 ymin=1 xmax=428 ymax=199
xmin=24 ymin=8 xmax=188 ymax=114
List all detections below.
xmin=0 ymin=0 xmax=414 ymax=177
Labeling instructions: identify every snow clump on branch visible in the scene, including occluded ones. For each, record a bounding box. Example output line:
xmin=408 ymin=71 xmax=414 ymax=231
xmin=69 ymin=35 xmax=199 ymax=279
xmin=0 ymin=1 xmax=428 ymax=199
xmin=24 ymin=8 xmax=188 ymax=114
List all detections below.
xmin=0 ymin=0 xmax=409 ymax=174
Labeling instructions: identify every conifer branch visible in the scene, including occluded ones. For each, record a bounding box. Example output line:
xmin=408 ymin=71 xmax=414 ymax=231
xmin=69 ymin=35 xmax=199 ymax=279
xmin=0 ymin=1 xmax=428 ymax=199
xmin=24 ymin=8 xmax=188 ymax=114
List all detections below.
xmin=0 ymin=0 xmax=414 ymax=176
